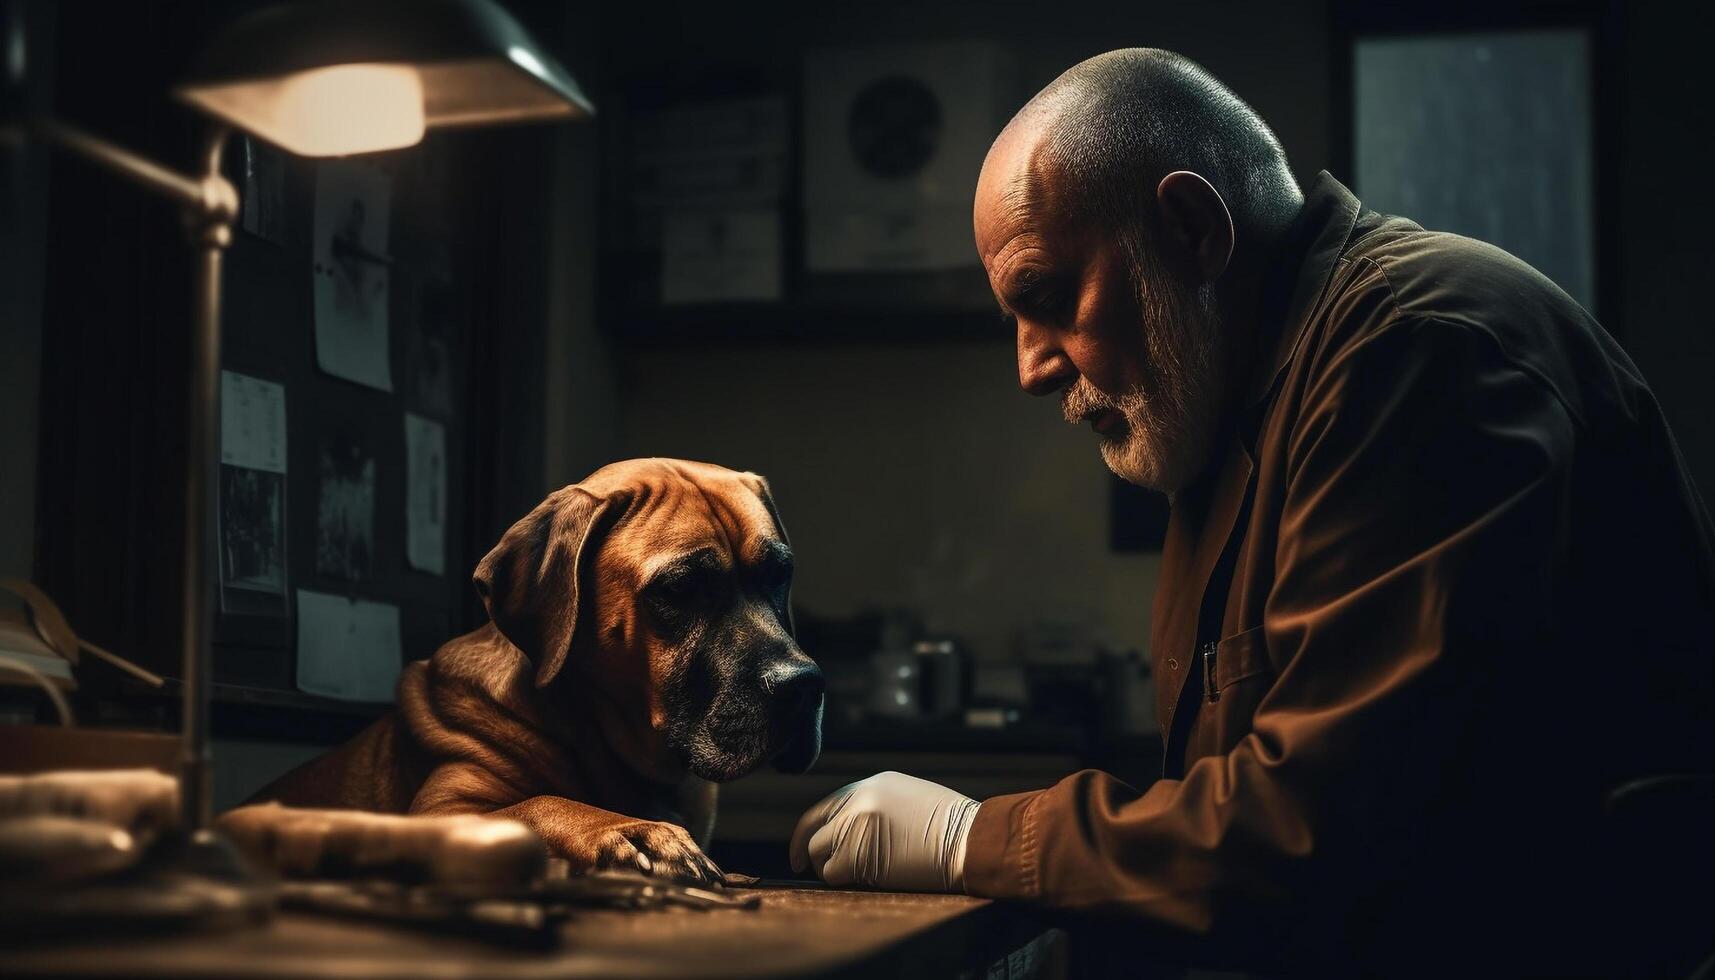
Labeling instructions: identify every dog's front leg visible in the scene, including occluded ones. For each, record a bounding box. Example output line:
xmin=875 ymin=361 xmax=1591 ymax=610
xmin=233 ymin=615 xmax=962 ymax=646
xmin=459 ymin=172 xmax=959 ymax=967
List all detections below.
xmin=490 ymin=796 xmax=723 ymax=882
xmin=410 ymin=764 xmax=722 ymax=881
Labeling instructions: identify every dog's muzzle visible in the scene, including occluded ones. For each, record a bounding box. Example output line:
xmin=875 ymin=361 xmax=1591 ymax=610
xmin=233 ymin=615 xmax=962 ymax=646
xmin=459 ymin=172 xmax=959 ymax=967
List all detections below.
xmin=765 ymin=661 xmax=824 ymax=774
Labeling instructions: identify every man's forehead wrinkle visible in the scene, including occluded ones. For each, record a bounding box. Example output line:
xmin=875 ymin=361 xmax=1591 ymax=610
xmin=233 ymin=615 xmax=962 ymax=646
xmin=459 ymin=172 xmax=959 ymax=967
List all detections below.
xmin=977 ymin=151 xmax=1048 ymax=270
xmin=977 ymin=131 xmax=1034 ymax=236
xmin=1002 ymin=168 xmax=1040 ymax=227
xmin=1021 ymin=125 xmax=1094 ymax=229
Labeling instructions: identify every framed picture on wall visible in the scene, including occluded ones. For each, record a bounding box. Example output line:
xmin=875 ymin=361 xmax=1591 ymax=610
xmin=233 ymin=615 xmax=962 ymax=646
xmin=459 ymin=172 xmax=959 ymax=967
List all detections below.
xmin=600 ymin=49 xmax=1024 ymax=344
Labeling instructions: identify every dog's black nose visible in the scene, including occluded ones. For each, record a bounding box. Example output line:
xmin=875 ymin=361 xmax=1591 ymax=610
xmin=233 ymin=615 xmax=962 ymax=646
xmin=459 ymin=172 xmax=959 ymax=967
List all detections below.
xmin=766 ymin=662 xmax=824 ymax=717
xmin=767 ymin=660 xmax=825 ymax=774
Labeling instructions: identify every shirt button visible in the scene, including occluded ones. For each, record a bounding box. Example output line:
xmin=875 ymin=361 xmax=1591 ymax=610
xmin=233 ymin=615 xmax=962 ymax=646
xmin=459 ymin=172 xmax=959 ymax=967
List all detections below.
xmin=1165 ymin=658 xmax=1179 ymax=671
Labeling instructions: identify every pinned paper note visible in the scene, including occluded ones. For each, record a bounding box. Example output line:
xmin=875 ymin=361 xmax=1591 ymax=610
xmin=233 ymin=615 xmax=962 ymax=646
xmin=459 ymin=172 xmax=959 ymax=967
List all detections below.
xmin=220 ymin=371 xmax=287 ymax=474
xmin=295 ymin=590 xmax=401 ymax=702
xmin=313 ymin=160 xmax=393 ymax=392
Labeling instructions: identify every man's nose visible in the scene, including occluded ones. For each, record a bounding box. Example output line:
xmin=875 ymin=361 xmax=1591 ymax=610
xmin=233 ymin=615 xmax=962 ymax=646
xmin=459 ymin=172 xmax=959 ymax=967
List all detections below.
xmin=1017 ymin=318 xmax=1075 ymax=396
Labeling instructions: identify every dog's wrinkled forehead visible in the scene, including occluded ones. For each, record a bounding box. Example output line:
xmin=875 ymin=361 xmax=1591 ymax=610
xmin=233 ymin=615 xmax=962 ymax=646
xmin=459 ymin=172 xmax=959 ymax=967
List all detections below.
xmin=593 ymin=460 xmax=787 ymax=580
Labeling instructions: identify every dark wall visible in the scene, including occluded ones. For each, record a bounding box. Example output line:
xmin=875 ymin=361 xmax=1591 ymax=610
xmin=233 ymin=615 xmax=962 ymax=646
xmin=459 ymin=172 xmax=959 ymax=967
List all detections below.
xmin=1616 ymin=2 xmax=1715 ymax=498
xmin=0 ymin=0 xmax=54 ymax=581
xmin=33 ymin=0 xmax=206 ymax=682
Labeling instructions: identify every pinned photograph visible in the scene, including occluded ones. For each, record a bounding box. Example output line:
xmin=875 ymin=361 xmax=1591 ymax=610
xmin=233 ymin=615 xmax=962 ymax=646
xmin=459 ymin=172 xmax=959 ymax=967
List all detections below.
xmin=218 ymin=370 xmax=288 ymax=615
xmin=218 ymin=466 xmax=287 ymax=616
xmin=313 ymin=160 xmax=393 ymax=392
xmin=315 ymin=431 xmax=376 ymax=581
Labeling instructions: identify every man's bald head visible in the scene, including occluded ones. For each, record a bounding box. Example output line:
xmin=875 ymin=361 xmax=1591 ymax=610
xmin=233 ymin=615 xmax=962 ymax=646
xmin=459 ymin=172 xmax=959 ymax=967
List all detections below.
xmin=984 ymin=48 xmax=1299 ymax=254
xmin=977 ymin=50 xmax=1303 ymax=494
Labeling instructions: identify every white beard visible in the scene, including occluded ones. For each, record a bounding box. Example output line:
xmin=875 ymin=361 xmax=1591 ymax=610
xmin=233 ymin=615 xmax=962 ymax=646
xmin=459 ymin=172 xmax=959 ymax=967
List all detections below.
xmin=1062 ymin=278 xmax=1227 ymax=494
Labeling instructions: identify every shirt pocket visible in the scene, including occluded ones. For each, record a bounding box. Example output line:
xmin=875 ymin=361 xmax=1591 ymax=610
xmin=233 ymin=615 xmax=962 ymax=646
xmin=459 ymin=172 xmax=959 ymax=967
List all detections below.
xmin=1211 ymin=624 xmax=1270 ymax=696
xmin=1189 ymin=624 xmax=1274 ymax=760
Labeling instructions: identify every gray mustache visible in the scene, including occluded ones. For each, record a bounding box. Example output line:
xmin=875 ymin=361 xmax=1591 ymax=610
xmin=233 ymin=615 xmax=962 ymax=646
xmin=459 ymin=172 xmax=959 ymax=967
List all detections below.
xmin=1061 ymin=377 xmax=1113 ymax=424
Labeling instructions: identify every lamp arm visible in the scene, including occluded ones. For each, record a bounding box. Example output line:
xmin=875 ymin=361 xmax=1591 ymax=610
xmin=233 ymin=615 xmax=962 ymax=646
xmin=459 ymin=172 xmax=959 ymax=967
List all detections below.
xmin=34 ymin=119 xmax=236 ymax=224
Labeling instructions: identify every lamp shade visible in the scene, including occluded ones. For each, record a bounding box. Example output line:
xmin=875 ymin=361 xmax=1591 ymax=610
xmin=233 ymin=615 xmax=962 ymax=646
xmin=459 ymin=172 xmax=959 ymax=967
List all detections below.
xmin=174 ymin=0 xmax=593 ymax=157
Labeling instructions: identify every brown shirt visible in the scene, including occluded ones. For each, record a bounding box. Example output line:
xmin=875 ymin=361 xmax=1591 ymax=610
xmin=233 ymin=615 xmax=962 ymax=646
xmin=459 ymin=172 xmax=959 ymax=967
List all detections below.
xmin=963 ymin=172 xmax=1715 ymax=973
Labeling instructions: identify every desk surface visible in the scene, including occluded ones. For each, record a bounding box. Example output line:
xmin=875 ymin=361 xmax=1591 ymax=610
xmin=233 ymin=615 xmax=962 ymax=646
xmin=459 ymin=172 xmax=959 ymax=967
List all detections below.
xmin=0 ymin=887 xmax=1063 ymax=980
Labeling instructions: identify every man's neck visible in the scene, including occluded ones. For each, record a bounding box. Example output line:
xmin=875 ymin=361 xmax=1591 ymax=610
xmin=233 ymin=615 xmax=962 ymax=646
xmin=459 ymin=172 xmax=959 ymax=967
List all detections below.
xmin=1219 ymin=193 xmax=1311 ymax=402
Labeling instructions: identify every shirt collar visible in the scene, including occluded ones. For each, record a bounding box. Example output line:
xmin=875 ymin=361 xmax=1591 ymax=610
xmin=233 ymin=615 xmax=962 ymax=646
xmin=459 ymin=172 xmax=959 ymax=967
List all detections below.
xmin=1243 ymin=170 xmax=1364 ymax=407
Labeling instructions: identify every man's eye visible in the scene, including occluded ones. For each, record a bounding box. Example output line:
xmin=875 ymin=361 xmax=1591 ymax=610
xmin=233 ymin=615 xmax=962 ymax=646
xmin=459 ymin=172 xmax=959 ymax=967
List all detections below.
xmin=1010 ymin=279 xmax=1067 ymax=319
xmin=1021 ymin=286 xmax=1065 ymax=316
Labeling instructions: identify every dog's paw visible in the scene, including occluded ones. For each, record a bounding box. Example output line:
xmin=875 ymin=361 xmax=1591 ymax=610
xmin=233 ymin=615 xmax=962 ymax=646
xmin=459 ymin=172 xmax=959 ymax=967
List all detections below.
xmin=581 ymin=819 xmax=722 ymax=883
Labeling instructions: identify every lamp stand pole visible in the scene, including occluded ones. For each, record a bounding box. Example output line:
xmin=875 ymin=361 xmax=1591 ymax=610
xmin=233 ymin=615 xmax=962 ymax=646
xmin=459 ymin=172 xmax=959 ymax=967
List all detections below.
xmin=180 ymin=124 xmax=233 ymax=832
xmin=37 ymin=119 xmax=236 ymax=832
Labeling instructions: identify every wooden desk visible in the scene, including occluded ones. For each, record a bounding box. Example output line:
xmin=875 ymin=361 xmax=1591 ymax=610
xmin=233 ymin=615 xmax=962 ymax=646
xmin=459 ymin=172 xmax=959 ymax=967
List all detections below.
xmin=0 ymin=887 xmax=1066 ymax=979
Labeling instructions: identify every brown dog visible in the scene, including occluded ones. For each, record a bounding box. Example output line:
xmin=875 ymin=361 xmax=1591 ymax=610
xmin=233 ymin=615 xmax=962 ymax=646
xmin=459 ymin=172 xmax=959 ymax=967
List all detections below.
xmin=248 ymin=458 xmax=824 ymax=881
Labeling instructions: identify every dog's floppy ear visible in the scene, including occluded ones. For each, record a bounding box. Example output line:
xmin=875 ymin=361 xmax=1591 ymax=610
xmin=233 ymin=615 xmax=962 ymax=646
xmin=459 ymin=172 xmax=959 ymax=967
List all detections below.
xmin=473 ymin=486 xmax=625 ymax=687
xmin=741 ymin=472 xmax=796 ymax=639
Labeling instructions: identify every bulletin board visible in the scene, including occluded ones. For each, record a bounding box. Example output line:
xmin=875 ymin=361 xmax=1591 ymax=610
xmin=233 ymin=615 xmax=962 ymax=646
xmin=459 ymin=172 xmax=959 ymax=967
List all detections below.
xmin=210 ymin=138 xmax=472 ymax=701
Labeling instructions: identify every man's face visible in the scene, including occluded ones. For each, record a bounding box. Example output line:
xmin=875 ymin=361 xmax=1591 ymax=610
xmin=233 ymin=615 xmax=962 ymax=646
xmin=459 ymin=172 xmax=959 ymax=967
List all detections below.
xmin=974 ymin=138 xmax=1229 ymax=494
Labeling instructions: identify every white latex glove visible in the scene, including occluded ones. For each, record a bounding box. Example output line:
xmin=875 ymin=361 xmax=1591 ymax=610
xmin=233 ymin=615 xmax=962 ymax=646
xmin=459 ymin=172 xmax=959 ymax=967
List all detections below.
xmin=788 ymin=771 xmax=980 ymax=892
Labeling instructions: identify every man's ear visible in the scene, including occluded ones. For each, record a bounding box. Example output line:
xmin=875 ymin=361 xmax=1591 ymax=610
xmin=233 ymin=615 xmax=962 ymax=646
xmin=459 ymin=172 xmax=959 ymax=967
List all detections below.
xmin=472 ymin=485 xmax=626 ymax=687
xmin=1155 ymin=170 xmax=1234 ymax=284
xmin=741 ymin=472 xmax=796 ymax=639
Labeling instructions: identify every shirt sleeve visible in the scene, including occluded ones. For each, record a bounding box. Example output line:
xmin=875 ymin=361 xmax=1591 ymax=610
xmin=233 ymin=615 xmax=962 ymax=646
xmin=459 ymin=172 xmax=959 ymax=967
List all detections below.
xmin=962 ymin=312 xmax=1577 ymax=961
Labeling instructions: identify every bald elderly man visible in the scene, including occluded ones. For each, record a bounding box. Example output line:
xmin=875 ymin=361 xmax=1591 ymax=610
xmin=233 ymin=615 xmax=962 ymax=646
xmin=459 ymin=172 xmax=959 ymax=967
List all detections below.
xmin=790 ymin=49 xmax=1715 ymax=975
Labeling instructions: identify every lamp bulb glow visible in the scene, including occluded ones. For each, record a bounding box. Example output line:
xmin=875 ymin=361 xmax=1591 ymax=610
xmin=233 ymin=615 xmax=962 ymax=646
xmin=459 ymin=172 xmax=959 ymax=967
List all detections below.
xmin=179 ymin=63 xmax=427 ymax=157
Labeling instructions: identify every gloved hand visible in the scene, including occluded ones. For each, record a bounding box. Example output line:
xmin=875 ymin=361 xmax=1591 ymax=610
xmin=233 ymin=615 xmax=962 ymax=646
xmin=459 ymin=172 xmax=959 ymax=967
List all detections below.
xmin=788 ymin=771 xmax=981 ymax=892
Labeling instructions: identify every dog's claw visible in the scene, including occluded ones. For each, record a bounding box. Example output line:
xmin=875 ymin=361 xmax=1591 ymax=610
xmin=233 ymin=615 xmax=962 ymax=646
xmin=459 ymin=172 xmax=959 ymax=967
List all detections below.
xmin=564 ymin=818 xmax=723 ymax=884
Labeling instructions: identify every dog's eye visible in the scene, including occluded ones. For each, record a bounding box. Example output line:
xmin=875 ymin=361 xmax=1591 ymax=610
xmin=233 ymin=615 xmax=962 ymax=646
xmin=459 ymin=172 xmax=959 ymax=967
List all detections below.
xmin=650 ymin=573 xmax=696 ymax=601
xmin=760 ymin=565 xmax=792 ymax=622
xmin=758 ymin=559 xmax=791 ymax=592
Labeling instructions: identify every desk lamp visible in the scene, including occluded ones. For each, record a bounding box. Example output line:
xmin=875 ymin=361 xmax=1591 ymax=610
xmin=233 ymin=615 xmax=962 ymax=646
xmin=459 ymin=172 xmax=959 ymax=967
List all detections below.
xmin=11 ymin=0 xmax=591 ymax=836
